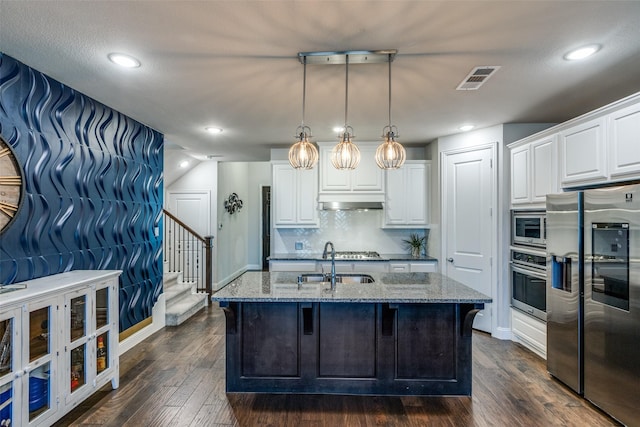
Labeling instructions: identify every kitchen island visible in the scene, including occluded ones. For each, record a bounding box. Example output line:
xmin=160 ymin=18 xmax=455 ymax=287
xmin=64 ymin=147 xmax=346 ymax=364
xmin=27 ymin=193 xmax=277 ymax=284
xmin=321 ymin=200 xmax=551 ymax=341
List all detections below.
xmin=212 ymin=271 xmax=491 ymax=396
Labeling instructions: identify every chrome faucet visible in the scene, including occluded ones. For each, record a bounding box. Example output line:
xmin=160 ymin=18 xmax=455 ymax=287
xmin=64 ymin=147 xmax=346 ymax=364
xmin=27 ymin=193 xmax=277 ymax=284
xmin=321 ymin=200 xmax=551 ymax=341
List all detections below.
xmin=322 ymin=241 xmax=336 ymax=290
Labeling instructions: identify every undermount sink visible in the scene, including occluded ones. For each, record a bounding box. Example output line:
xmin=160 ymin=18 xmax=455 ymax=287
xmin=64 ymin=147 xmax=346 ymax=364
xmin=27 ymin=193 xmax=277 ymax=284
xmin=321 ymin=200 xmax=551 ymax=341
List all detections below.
xmin=298 ymin=274 xmax=375 ymax=284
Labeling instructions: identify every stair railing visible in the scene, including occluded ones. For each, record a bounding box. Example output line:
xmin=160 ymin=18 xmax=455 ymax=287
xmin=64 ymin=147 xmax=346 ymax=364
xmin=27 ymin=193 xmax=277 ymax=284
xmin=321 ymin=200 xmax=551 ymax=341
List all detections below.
xmin=162 ymin=209 xmax=214 ymax=301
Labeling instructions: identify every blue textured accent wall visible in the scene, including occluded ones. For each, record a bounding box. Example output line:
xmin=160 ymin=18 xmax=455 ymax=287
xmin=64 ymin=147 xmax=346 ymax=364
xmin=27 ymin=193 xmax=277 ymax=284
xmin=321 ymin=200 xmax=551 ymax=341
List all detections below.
xmin=0 ymin=53 xmax=163 ymax=332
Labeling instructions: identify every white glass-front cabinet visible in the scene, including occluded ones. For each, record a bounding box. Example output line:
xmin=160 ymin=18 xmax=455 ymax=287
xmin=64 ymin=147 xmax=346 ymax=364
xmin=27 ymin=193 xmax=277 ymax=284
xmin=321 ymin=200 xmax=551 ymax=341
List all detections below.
xmin=0 ymin=270 xmax=120 ymax=427
xmin=272 ymin=162 xmax=319 ymax=228
xmin=63 ymin=280 xmax=118 ymax=411
xmin=384 ymin=161 xmax=430 ymax=227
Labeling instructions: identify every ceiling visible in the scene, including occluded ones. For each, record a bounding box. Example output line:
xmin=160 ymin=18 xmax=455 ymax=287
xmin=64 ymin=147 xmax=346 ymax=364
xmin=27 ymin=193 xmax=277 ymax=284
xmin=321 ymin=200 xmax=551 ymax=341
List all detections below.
xmin=2 ymin=1 xmax=640 ymax=182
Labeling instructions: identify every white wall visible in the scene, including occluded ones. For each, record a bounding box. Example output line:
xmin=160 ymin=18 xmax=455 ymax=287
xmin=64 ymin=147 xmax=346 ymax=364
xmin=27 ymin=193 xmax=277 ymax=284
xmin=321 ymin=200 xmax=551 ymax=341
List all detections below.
xmin=165 ymin=160 xmax=219 ymax=282
xmin=247 ymin=162 xmax=271 ymax=269
xmin=434 ymin=123 xmax=555 ymax=340
xmin=217 ymin=162 xmax=250 ymax=285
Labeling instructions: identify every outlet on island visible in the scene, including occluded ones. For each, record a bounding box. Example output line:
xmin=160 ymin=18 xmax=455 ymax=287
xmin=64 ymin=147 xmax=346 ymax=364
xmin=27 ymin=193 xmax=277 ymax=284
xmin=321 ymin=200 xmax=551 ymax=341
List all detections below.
xmin=295 ymin=242 xmax=303 ymax=250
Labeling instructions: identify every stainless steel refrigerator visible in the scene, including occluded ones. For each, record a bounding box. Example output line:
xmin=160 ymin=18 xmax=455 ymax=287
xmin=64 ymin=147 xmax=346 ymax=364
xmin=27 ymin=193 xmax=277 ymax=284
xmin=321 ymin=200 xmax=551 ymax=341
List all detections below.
xmin=547 ymin=184 xmax=640 ymax=427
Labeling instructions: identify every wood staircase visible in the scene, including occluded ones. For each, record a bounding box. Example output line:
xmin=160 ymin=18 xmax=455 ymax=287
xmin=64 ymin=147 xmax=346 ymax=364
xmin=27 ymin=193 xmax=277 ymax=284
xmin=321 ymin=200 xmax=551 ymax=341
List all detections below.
xmin=162 ymin=209 xmax=214 ymax=327
xmin=163 ymin=271 xmax=208 ymax=326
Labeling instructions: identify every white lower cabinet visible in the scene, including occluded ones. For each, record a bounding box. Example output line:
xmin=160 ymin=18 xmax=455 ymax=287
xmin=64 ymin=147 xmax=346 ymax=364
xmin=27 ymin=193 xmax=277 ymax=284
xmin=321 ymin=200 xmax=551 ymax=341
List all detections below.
xmin=268 ymin=261 xmax=317 ymax=272
xmin=0 ymin=270 xmax=120 ymax=427
xmin=389 ymin=261 xmax=437 ymax=273
xmin=511 ymin=308 xmax=546 ymax=359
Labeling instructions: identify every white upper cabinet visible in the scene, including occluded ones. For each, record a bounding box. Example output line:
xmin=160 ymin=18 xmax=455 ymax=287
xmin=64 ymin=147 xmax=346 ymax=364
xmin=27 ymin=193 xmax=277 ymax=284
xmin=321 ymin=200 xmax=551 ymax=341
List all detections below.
xmin=272 ymin=162 xmax=319 ymax=228
xmin=559 ymin=116 xmax=607 ymax=187
xmin=510 ymin=135 xmax=557 ymax=207
xmin=510 ymin=144 xmax=530 ymax=205
xmin=319 ymin=143 xmax=384 ymax=195
xmin=608 ymin=103 xmax=640 ymax=181
xmin=384 ymin=161 xmax=430 ymax=227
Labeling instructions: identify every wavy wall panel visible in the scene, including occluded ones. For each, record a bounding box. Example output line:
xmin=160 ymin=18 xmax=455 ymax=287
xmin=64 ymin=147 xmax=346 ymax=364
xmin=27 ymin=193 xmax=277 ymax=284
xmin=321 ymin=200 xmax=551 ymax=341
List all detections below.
xmin=0 ymin=53 xmax=164 ymax=331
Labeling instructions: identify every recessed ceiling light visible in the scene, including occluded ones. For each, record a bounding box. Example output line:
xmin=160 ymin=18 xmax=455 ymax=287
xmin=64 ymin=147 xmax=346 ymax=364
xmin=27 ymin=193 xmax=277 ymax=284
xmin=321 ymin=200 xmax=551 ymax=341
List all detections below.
xmin=205 ymin=127 xmax=223 ymax=134
xmin=179 ymin=160 xmax=190 ymax=168
xmin=459 ymin=124 xmax=475 ymax=132
xmin=564 ymin=44 xmax=601 ymax=61
xmin=107 ymin=53 xmax=141 ymax=68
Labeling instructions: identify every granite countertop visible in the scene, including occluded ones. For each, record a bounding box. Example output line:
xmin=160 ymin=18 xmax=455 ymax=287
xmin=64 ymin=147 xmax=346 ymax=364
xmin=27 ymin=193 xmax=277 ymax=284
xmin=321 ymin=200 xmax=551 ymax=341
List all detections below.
xmin=212 ymin=271 xmax=491 ymax=304
xmin=268 ymin=253 xmax=438 ymax=262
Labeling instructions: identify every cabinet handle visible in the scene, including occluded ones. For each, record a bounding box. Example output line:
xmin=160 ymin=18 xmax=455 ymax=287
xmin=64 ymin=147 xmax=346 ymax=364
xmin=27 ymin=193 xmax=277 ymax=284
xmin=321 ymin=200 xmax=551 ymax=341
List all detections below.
xmin=447 ymin=257 xmax=454 ymax=263
xmin=382 ymin=303 xmax=397 ymax=336
xmin=302 ymin=304 xmax=314 ymax=335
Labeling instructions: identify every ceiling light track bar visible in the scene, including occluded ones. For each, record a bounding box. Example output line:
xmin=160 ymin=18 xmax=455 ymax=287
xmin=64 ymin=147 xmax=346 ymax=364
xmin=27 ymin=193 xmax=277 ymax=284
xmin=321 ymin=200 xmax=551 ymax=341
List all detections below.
xmin=298 ymin=50 xmax=397 ymax=65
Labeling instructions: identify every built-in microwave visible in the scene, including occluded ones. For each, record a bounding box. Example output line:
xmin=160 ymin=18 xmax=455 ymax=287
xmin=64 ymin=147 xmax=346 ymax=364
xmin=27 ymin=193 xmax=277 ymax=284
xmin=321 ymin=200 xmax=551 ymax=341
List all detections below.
xmin=512 ymin=211 xmax=546 ymax=248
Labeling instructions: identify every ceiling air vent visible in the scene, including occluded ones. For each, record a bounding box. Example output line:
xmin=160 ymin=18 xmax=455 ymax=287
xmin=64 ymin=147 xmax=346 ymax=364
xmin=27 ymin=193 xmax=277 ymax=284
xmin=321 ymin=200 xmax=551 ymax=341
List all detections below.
xmin=456 ymin=66 xmax=501 ymax=90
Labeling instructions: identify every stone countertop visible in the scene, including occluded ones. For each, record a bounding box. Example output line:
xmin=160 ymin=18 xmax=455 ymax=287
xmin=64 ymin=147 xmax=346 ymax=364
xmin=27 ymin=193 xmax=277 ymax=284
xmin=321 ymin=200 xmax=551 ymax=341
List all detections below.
xmin=212 ymin=271 xmax=490 ymax=304
xmin=268 ymin=253 xmax=438 ymax=262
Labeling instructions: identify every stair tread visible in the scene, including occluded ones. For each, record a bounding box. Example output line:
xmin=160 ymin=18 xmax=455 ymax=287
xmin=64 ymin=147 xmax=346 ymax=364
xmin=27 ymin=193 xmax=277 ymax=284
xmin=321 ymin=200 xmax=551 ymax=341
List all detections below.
xmin=165 ymin=293 xmax=207 ymax=314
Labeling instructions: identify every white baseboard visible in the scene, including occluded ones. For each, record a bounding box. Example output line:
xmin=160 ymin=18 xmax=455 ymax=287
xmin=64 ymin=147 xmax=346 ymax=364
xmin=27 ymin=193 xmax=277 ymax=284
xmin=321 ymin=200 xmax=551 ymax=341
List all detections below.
xmin=492 ymin=326 xmax=512 ymax=341
xmin=119 ymin=294 xmax=166 ymax=356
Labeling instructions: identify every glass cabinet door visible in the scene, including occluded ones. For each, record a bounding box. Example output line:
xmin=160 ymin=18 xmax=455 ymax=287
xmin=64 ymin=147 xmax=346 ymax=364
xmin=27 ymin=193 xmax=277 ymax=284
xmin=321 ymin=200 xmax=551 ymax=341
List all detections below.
xmin=1 ymin=310 xmax=18 ymax=426
xmin=70 ymin=295 xmax=87 ymax=342
xmin=96 ymin=287 xmax=109 ymax=330
xmin=27 ymin=300 xmax=55 ymax=424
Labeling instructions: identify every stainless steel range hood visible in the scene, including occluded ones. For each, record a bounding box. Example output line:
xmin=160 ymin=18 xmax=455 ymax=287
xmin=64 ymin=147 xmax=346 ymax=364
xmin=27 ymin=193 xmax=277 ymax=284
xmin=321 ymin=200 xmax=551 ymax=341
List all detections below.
xmin=319 ymin=201 xmax=383 ymax=211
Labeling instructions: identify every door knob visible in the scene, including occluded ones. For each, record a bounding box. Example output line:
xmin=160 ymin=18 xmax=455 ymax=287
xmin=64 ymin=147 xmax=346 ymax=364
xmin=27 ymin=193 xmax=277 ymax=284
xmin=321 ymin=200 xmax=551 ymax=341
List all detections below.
xmin=447 ymin=257 xmax=454 ymax=263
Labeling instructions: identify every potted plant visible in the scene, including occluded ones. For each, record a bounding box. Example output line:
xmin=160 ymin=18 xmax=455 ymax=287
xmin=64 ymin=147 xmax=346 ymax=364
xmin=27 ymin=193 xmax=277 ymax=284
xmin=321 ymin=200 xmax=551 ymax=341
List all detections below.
xmin=403 ymin=233 xmax=426 ymax=258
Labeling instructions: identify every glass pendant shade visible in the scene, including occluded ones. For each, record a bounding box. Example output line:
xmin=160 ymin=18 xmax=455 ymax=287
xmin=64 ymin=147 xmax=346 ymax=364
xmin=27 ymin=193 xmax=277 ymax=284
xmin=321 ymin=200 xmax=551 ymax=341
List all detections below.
xmin=376 ymin=54 xmax=406 ymax=169
xmin=331 ymin=127 xmax=360 ymax=169
xmin=289 ymin=126 xmax=318 ymax=169
xmin=376 ymin=125 xmax=406 ymax=169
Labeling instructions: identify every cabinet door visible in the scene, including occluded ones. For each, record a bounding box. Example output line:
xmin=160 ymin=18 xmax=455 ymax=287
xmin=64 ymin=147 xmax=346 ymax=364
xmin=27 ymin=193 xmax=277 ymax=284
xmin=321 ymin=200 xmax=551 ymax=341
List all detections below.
xmin=405 ymin=163 xmax=427 ymax=224
xmin=531 ymin=136 xmax=557 ymax=204
xmin=384 ymin=167 xmax=406 ymax=225
xmin=560 ymin=117 xmax=607 ymax=186
xmin=272 ymin=164 xmax=297 ymax=226
xmin=296 ymin=167 xmax=319 ymax=226
xmin=64 ymin=288 xmax=92 ymax=407
xmin=318 ymin=303 xmax=376 ymax=377
xmin=23 ymin=298 xmax=59 ymax=426
xmin=609 ymin=103 xmax=640 ymax=180
xmin=320 ymin=146 xmax=351 ymax=191
xmin=396 ymin=304 xmax=456 ymax=379
xmin=352 ymin=146 xmax=384 ymax=191
xmin=0 ymin=308 xmax=21 ymax=427
xmin=240 ymin=303 xmax=299 ymax=377
xmin=510 ymin=144 xmax=530 ymax=205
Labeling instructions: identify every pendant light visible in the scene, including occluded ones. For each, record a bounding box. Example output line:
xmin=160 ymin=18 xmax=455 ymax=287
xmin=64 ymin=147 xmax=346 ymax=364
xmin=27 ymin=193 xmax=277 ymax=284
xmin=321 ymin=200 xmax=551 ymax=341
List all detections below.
xmin=331 ymin=54 xmax=360 ymax=170
xmin=288 ymin=57 xmax=318 ymax=169
xmin=375 ymin=54 xmax=406 ymax=169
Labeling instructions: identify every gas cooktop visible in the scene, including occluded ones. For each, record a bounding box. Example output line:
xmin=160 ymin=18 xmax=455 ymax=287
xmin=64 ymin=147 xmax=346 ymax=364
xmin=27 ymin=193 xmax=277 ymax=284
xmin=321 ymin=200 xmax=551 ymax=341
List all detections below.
xmin=333 ymin=251 xmax=381 ymax=260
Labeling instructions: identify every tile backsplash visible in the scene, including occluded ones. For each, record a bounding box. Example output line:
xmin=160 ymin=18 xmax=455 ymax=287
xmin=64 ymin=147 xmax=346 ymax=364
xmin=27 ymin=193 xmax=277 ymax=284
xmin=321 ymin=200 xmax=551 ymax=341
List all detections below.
xmin=272 ymin=210 xmax=428 ymax=255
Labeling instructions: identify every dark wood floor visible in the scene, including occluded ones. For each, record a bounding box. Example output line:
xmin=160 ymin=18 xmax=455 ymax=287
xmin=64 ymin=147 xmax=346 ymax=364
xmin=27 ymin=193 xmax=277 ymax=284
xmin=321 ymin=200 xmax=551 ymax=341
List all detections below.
xmin=55 ymin=304 xmax=620 ymax=427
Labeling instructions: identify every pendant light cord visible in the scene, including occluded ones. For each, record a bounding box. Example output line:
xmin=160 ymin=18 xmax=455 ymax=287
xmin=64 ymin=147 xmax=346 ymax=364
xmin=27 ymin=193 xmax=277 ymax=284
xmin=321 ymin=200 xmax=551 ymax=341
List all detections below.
xmin=302 ymin=57 xmax=307 ymax=128
xmin=344 ymin=54 xmax=349 ymax=127
xmin=388 ymin=54 xmax=392 ymax=128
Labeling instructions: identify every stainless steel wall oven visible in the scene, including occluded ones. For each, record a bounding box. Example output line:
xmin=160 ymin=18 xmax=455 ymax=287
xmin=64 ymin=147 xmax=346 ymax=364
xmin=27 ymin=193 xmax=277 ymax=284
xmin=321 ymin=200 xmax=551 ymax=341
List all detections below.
xmin=510 ymin=248 xmax=547 ymax=321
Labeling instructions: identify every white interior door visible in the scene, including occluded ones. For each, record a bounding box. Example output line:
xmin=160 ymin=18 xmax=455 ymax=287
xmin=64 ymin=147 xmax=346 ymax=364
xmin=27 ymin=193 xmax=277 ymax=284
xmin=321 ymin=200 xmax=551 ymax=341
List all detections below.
xmin=166 ymin=191 xmax=211 ymax=281
xmin=442 ymin=146 xmax=494 ymax=333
